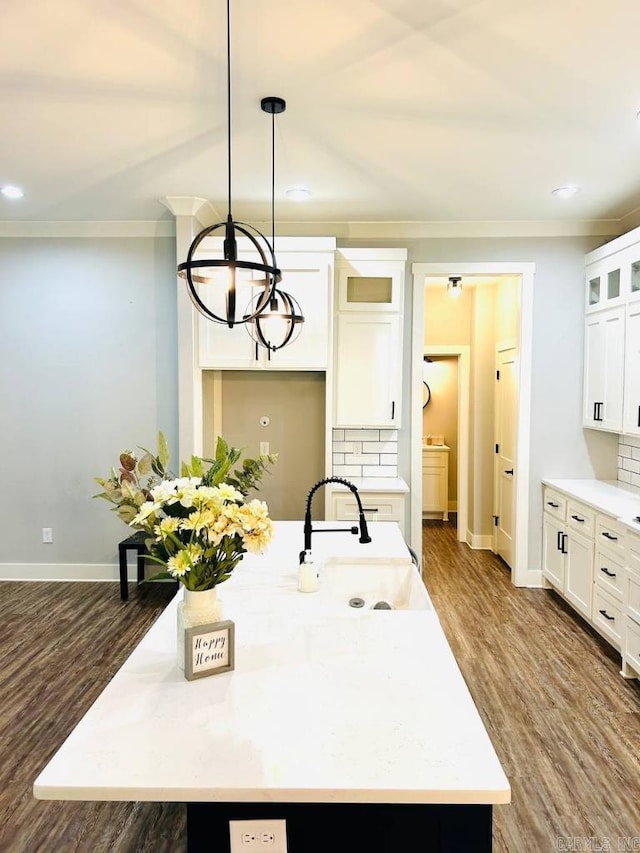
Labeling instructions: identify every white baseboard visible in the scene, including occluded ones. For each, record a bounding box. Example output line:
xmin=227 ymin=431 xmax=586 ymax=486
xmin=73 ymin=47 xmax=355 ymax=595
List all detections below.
xmin=0 ymin=563 xmax=125 ymax=582
xmin=520 ymin=567 xmax=544 ymax=588
xmin=466 ymin=533 xmax=494 ymax=550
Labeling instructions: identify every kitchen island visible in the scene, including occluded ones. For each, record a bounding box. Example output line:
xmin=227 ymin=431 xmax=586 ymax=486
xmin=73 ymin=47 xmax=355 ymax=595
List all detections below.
xmin=34 ymin=521 xmax=510 ymax=852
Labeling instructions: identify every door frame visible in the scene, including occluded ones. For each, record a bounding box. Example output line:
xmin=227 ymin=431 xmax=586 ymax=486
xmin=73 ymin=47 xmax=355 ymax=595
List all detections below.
xmin=422 ymin=346 xmax=470 ymax=544
xmin=410 ymin=262 xmax=535 ymax=588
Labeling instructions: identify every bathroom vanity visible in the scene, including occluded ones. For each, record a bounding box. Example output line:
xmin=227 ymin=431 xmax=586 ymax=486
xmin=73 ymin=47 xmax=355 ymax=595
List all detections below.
xmin=33 ymin=521 xmax=510 ymax=852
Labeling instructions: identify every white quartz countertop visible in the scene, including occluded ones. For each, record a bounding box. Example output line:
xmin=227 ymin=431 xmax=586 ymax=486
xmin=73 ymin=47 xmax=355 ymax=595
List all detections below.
xmin=33 ymin=521 xmax=510 ymax=806
xmin=328 ymin=477 xmax=409 ymax=493
xmin=422 ymin=445 xmax=450 ymax=451
xmin=542 ymin=478 xmax=640 ymax=534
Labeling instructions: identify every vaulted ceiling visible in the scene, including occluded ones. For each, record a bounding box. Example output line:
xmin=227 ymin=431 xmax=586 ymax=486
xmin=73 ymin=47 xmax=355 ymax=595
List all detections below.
xmin=2 ymin=0 xmax=640 ymax=231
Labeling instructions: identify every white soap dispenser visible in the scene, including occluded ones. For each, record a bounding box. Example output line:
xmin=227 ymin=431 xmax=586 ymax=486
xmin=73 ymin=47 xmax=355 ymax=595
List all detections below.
xmin=298 ymin=549 xmax=319 ymax=593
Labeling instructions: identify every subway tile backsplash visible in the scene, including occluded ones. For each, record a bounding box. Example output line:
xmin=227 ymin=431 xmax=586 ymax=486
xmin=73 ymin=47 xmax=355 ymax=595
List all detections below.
xmin=618 ymin=435 xmax=640 ymax=492
xmin=332 ymin=428 xmax=398 ymax=478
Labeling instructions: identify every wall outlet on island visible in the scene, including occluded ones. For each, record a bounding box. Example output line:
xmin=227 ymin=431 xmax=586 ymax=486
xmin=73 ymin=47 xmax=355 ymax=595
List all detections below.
xmin=259 ymin=441 xmax=270 ymax=456
xmin=229 ymin=819 xmax=287 ymax=853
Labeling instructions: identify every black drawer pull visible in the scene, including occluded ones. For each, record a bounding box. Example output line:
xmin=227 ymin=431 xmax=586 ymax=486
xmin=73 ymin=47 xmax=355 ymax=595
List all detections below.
xmin=362 ymin=507 xmax=379 ymax=513
xmin=600 ymin=567 xmax=617 ymax=578
xmin=556 ymin=530 xmax=562 ymax=551
xmin=602 ymin=531 xmax=618 ymax=541
xmin=547 ymin=501 xmax=559 ymax=508
xmin=598 ymin=609 xmax=615 ymax=621
xmin=561 ymin=533 xmax=568 ymax=555
xmin=571 ymin=514 xmax=585 ymax=522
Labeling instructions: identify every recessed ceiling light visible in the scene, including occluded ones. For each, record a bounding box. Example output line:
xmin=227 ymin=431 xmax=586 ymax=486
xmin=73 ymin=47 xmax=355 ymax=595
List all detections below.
xmin=1 ymin=185 xmax=24 ymax=199
xmin=285 ymin=187 xmax=312 ymax=201
xmin=552 ymin=185 xmax=580 ymax=199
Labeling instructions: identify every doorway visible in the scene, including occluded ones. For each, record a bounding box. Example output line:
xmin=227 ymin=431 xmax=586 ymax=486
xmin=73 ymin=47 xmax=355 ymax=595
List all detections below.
xmin=410 ymin=263 xmax=535 ymax=588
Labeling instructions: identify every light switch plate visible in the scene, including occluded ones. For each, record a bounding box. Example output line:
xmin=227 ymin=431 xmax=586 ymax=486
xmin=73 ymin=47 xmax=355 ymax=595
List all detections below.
xmin=229 ymin=819 xmax=287 ymax=853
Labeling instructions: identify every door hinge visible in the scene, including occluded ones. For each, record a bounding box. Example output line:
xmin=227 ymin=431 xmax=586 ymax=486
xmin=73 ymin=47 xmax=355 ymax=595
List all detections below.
xmin=495 ymin=443 xmax=499 ymax=454
xmin=493 ymin=514 xmax=499 ymax=527
xmin=496 ymin=369 xmax=500 ymax=380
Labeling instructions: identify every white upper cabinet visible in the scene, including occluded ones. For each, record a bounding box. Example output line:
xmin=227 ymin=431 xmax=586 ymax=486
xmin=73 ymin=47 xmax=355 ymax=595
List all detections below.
xmin=197 ymin=238 xmax=336 ymax=370
xmin=333 ymin=249 xmax=406 ymax=428
xmin=336 ymin=250 xmax=404 ymax=313
xmin=582 ymin=307 xmax=625 ymax=432
xmin=583 ymin=226 xmax=640 ymax=433
xmin=623 ymin=301 xmax=640 ymax=435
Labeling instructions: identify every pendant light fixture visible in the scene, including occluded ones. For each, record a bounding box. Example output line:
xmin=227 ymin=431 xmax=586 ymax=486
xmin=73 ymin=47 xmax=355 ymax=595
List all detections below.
xmin=246 ymin=96 xmax=304 ymax=353
xmin=177 ymin=0 xmax=280 ymax=327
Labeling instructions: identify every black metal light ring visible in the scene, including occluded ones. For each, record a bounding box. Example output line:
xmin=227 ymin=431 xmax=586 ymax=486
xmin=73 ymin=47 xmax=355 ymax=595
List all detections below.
xmin=179 ymin=219 xmax=281 ymax=325
xmin=252 ymin=289 xmax=304 ymax=351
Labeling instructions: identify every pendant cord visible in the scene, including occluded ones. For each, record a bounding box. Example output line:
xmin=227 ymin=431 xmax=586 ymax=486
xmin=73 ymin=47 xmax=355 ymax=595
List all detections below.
xmin=271 ymin=110 xmax=275 ymax=250
xmin=226 ymin=0 xmax=232 ymax=217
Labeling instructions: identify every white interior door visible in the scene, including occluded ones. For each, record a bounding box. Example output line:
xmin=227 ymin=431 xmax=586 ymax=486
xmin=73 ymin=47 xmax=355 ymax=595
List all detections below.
xmin=494 ymin=346 xmax=518 ymax=569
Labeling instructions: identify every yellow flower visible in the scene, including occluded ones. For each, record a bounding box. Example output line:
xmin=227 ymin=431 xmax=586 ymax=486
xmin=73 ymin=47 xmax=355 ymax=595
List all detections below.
xmin=157 ymin=517 xmax=180 ymax=537
xmin=167 ymin=550 xmax=192 ymax=578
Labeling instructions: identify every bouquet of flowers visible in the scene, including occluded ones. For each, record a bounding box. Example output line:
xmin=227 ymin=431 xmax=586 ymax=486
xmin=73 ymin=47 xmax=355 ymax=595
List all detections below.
xmin=94 ymin=433 xmax=276 ymax=590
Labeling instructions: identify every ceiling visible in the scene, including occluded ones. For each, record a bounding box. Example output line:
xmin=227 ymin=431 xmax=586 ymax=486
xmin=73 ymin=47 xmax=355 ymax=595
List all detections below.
xmin=3 ymin=0 xmax=640 ymax=231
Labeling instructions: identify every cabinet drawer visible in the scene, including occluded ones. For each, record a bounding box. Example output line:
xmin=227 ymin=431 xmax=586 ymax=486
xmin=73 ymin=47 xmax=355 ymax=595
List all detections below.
xmin=595 ymin=515 xmax=625 ymax=555
xmin=543 ymin=487 xmax=567 ymax=521
xmin=594 ymin=547 xmax=624 ymax=601
xmin=629 ymin=532 xmax=640 ymax=565
xmin=331 ymin=492 xmax=404 ymax=527
xmin=593 ymin=588 xmax=623 ymax=647
xmin=628 ymin=571 xmax=640 ymax=625
xmin=566 ymin=501 xmax=595 ymax=538
xmin=422 ymin=452 xmax=447 ymax=468
xmin=625 ymin=618 xmax=640 ymax=673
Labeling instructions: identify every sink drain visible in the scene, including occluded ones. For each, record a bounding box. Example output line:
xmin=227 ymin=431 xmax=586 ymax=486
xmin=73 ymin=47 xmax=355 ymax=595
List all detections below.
xmin=348 ymin=597 xmax=365 ymax=608
xmin=372 ymin=601 xmax=392 ymax=610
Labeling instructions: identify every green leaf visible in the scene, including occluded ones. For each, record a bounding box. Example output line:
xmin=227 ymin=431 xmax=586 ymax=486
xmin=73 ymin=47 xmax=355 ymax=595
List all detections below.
xmin=117 ymin=505 xmax=139 ymax=524
xmin=158 ymin=431 xmax=170 ymax=470
xmin=137 ymin=452 xmax=154 ymax=476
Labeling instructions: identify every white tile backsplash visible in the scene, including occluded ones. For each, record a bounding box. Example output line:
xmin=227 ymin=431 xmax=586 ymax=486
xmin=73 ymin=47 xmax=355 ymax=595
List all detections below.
xmin=618 ymin=436 xmax=640 ymax=493
xmin=332 ymin=428 xmax=398 ymax=478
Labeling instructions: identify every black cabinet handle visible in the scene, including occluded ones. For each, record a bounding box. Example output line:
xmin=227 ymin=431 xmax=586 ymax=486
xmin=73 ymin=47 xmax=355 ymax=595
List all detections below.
xmin=593 ymin=402 xmax=598 ymax=421
xmin=571 ymin=514 xmax=585 ymax=523
xmin=597 ymin=401 xmax=604 ymax=421
xmin=556 ymin=530 xmax=562 ymax=551
xmin=391 ymin=401 xmax=395 ymax=420
xmin=602 ymin=531 xmax=618 ymax=541
xmin=600 ymin=567 xmax=617 ymax=578
xmin=561 ymin=533 xmax=568 ymax=555
xmin=362 ymin=507 xmax=379 ymax=513
xmin=637 ymin=404 xmax=640 ymax=428
xmin=504 ymin=469 xmax=514 ymax=475
xmin=598 ymin=609 xmax=615 ymax=621
xmin=547 ymin=501 xmax=559 ymax=508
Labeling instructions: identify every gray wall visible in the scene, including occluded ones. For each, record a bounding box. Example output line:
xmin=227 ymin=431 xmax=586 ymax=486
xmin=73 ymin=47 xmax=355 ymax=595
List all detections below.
xmin=0 ymin=237 xmax=178 ymax=567
xmin=0 ymin=230 xmax=621 ymax=578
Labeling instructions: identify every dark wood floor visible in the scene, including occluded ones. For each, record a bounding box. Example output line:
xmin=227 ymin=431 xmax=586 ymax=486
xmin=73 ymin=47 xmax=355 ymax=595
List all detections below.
xmin=1 ymin=525 xmax=639 ymax=852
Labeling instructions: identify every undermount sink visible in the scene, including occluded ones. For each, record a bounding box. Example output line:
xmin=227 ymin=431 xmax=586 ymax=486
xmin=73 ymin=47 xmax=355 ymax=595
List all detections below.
xmin=321 ymin=558 xmax=433 ymax=611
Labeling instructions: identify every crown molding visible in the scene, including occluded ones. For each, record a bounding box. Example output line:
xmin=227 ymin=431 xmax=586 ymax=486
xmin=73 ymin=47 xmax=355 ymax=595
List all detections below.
xmin=0 ymin=216 xmax=628 ymax=241
xmin=0 ymin=220 xmax=176 ymax=238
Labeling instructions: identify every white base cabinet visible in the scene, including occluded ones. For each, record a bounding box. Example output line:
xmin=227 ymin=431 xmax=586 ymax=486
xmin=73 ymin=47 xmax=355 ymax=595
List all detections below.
xmin=542 ymin=482 xmax=639 ymax=680
xmin=422 ymin=447 xmax=449 ymax=520
xmin=330 ymin=490 xmax=406 ymax=537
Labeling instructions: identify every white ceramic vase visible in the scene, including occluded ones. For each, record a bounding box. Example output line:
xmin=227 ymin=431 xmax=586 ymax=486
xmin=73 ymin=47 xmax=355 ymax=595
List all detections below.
xmin=176 ymin=587 xmax=223 ymax=670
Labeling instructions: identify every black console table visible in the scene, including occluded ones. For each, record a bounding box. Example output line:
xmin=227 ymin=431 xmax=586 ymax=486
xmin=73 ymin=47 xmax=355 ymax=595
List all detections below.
xmin=118 ymin=531 xmax=149 ymax=601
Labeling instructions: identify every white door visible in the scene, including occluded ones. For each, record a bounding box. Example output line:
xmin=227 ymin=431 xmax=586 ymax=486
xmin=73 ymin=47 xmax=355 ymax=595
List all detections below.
xmin=494 ymin=347 xmax=518 ymax=569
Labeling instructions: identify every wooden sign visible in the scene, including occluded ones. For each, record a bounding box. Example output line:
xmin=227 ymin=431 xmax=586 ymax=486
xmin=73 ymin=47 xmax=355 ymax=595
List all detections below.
xmin=184 ymin=620 xmax=235 ymax=681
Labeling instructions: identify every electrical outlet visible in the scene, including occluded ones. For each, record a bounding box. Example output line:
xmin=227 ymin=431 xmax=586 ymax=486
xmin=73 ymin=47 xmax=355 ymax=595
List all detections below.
xmin=229 ymin=819 xmax=287 ymax=853
xmin=42 ymin=527 xmax=53 ymax=544
xmin=259 ymin=441 xmax=270 ymax=456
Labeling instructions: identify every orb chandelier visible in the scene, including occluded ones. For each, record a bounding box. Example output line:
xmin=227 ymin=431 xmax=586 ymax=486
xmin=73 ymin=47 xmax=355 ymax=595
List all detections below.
xmin=177 ymin=0 xmax=281 ymax=327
